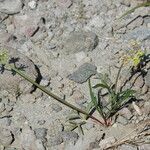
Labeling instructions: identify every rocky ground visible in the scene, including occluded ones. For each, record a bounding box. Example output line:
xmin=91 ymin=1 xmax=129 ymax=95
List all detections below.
xmin=0 ymin=0 xmax=150 ymax=150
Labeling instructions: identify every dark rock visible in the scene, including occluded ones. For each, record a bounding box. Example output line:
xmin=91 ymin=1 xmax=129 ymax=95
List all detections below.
xmin=124 ymin=27 xmax=150 ymax=41
xmin=34 ymin=128 xmax=47 ymax=143
xmin=63 ymin=30 xmax=98 ymax=55
xmin=68 ymin=63 xmax=97 ymax=83
xmin=60 ymin=131 xmax=79 ymax=145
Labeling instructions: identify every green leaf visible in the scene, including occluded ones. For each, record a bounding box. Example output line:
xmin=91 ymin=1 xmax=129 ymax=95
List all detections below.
xmin=118 ymin=89 xmax=136 ymax=105
xmin=88 ymin=79 xmax=104 ymax=116
xmin=86 ymin=101 xmax=94 ymax=113
xmin=93 ymin=83 xmax=110 ymax=89
xmin=88 ymin=79 xmax=98 ymax=108
xmin=120 ymin=89 xmax=135 ymax=99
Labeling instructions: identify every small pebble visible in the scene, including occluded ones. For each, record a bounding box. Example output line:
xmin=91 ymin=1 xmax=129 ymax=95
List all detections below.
xmin=51 ymin=103 xmax=62 ymax=112
xmin=28 ymin=1 xmax=37 ymax=9
xmin=37 ymin=120 xmax=46 ymax=125
xmin=34 ymin=128 xmax=47 ymax=143
xmin=0 ymin=102 xmax=5 ymax=113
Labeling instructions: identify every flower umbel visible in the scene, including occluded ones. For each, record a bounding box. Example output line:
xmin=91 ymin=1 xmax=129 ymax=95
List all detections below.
xmin=0 ymin=51 xmax=9 ymax=65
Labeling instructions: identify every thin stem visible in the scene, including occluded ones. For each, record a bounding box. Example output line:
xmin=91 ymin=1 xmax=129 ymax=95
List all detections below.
xmin=11 ymin=67 xmax=104 ymax=125
xmin=114 ymin=63 xmax=124 ymax=93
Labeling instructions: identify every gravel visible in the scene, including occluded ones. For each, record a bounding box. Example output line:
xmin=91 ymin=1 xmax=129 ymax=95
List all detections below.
xmin=0 ymin=0 xmax=149 ymax=149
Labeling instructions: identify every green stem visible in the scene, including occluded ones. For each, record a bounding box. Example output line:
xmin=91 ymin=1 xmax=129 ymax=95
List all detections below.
xmin=12 ymin=67 xmax=104 ymax=125
xmin=119 ymin=2 xmax=150 ymax=19
xmin=114 ymin=63 xmax=123 ymax=93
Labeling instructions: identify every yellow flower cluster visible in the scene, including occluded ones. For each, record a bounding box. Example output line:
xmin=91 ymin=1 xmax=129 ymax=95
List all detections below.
xmin=0 ymin=51 xmax=8 ymax=65
xmin=120 ymin=41 xmax=145 ymax=67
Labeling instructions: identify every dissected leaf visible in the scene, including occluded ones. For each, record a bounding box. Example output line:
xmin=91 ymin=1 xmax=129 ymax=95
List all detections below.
xmin=0 ymin=51 xmax=9 ymax=65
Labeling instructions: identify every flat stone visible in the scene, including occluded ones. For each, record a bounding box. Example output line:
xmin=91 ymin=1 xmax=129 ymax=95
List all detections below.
xmin=13 ymin=13 xmax=40 ymax=37
xmin=0 ymin=0 xmax=23 ymax=14
xmin=0 ymin=102 xmax=5 ymax=113
xmin=138 ymin=144 xmax=150 ymax=150
xmin=62 ymin=31 xmax=98 ymax=55
xmin=47 ymin=135 xmax=63 ymax=147
xmin=56 ymin=0 xmax=73 ymax=8
xmin=118 ymin=144 xmax=137 ymax=150
xmin=0 ymin=128 xmax=13 ymax=147
xmin=0 ymin=117 xmax=11 ymax=126
xmin=20 ymin=123 xmax=45 ymax=150
xmin=145 ymin=70 xmax=150 ymax=87
xmin=34 ymin=128 xmax=47 ymax=143
xmin=51 ymin=103 xmax=62 ymax=112
xmin=68 ymin=63 xmax=97 ymax=83
xmin=117 ymin=115 xmax=128 ymax=125
xmin=127 ymin=17 xmax=143 ymax=30
xmin=119 ymin=108 xmax=133 ymax=120
xmin=99 ymin=137 xmax=116 ymax=149
xmin=60 ymin=131 xmax=79 ymax=145
xmin=0 ymin=47 xmax=38 ymax=94
xmin=124 ymin=27 xmax=150 ymax=41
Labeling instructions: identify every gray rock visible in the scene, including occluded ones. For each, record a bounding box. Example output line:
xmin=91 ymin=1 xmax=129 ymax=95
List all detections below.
xmin=118 ymin=144 xmax=137 ymax=150
xmin=0 ymin=102 xmax=5 ymax=113
xmin=60 ymin=131 xmax=79 ymax=145
xmin=119 ymin=108 xmax=133 ymax=120
xmin=63 ymin=30 xmax=98 ymax=55
xmin=99 ymin=137 xmax=116 ymax=149
xmin=124 ymin=27 xmax=150 ymax=41
xmin=68 ymin=63 xmax=97 ymax=83
xmin=127 ymin=17 xmax=143 ymax=30
xmin=56 ymin=0 xmax=73 ymax=8
xmin=0 ymin=0 xmax=23 ymax=14
xmin=20 ymin=124 xmax=45 ymax=150
xmin=13 ymin=13 xmax=40 ymax=37
xmin=138 ymin=144 xmax=150 ymax=150
xmin=37 ymin=120 xmax=46 ymax=125
xmin=51 ymin=103 xmax=62 ymax=112
xmin=47 ymin=135 xmax=63 ymax=146
xmin=0 ymin=117 xmax=11 ymax=126
xmin=117 ymin=116 xmax=128 ymax=125
xmin=0 ymin=31 xmax=11 ymax=44
xmin=0 ymin=47 xmax=38 ymax=94
xmin=34 ymin=128 xmax=47 ymax=142
xmin=143 ymin=101 xmax=150 ymax=115
xmin=4 ymin=148 xmax=18 ymax=150
xmin=145 ymin=70 xmax=150 ymax=87
xmin=0 ymin=128 xmax=14 ymax=147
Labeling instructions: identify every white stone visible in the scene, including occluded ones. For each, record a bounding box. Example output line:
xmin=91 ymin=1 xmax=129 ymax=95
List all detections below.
xmin=28 ymin=1 xmax=37 ymax=9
